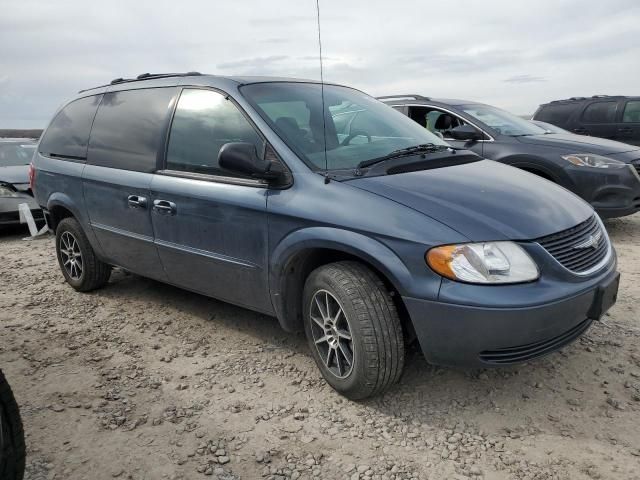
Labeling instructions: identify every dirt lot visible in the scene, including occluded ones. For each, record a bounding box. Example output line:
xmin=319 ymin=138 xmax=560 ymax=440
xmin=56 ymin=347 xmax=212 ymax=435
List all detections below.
xmin=1 ymin=216 xmax=639 ymax=480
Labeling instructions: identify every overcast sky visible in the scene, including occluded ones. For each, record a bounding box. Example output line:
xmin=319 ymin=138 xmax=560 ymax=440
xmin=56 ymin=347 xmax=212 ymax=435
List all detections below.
xmin=1 ymin=0 xmax=639 ymax=128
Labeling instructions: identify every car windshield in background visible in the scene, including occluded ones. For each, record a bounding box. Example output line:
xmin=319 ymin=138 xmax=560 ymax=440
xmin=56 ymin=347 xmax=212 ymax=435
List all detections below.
xmin=240 ymin=82 xmax=448 ymax=171
xmin=0 ymin=143 xmax=35 ymax=167
xmin=461 ymin=104 xmax=548 ymax=137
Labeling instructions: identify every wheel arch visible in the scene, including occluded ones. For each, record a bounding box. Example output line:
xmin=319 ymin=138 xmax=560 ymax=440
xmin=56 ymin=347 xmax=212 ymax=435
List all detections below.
xmin=503 ymin=155 xmax=561 ymax=182
xmin=46 ymin=193 xmax=82 ymax=231
xmin=269 ymin=227 xmax=414 ymax=335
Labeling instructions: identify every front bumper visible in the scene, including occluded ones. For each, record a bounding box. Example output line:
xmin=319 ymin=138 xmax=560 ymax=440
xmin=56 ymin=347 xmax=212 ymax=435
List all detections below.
xmin=565 ymin=164 xmax=640 ymax=218
xmin=0 ymin=195 xmax=44 ymax=226
xmin=403 ymin=266 xmax=619 ymax=367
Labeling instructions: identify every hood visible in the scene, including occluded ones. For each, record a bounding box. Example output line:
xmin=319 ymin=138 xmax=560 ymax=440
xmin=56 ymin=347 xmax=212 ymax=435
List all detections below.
xmin=349 ymin=160 xmax=593 ymax=241
xmin=516 ymin=133 xmax=640 ymax=157
xmin=0 ymin=165 xmax=29 ymax=190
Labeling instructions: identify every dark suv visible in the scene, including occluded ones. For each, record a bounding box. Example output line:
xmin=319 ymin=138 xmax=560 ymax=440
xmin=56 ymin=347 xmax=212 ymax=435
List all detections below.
xmin=380 ymin=95 xmax=640 ymax=218
xmin=534 ymin=96 xmax=640 ymax=146
xmin=32 ymin=73 xmax=619 ymax=399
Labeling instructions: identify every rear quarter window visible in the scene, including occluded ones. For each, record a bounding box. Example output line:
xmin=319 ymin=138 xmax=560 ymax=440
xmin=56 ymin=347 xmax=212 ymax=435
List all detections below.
xmin=88 ymin=87 xmax=176 ymax=172
xmin=534 ymin=103 xmax=576 ymax=125
xmin=39 ymin=95 xmax=102 ymax=160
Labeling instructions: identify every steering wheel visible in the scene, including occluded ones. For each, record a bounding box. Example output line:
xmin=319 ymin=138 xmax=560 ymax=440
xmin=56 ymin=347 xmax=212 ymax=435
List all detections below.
xmin=341 ymin=129 xmax=372 ymax=146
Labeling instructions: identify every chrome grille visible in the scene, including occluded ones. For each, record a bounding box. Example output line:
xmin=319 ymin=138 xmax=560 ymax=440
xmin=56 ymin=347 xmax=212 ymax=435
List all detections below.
xmin=537 ymin=215 xmax=610 ymax=274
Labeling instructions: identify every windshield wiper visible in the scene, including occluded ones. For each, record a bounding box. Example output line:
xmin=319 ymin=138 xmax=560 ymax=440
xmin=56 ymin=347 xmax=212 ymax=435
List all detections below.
xmin=357 ymin=143 xmax=450 ymax=169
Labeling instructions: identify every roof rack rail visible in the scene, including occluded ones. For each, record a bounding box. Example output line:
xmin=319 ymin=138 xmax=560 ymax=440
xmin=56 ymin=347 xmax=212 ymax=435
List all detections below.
xmin=377 ymin=94 xmax=430 ymax=102
xmin=79 ymin=72 xmax=202 ymax=93
xmin=591 ymin=94 xmax=609 ymax=98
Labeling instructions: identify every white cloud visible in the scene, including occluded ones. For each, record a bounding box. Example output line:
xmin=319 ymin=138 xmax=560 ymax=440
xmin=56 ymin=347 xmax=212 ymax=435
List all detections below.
xmin=1 ymin=0 xmax=639 ymax=126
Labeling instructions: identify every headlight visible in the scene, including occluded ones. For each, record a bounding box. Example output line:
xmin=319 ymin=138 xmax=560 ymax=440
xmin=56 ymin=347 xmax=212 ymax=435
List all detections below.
xmin=426 ymin=241 xmax=539 ymax=284
xmin=0 ymin=185 xmax=19 ymax=197
xmin=561 ymin=154 xmax=626 ymax=169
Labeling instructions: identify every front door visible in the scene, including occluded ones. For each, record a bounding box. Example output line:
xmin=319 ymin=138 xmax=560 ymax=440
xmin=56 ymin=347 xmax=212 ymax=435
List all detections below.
xmin=150 ymin=88 xmax=273 ymax=313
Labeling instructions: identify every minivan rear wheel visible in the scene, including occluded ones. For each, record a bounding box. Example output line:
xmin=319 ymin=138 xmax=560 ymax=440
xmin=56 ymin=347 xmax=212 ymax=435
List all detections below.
xmin=55 ymin=217 xmax=111 ymax=292
xmin=303 ymin=261 xmax=404 ymax=399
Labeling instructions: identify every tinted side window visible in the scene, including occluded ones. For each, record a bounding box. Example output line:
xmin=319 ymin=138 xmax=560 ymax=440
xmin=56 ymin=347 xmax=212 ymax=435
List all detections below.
xmin=166 ymin=89 xmax=264 ymax=176
xmin=623 ymin=101 xmax=640 ymax=123
xmin=534 ymin=103 xmax=576 ymax=124
xmin=582 ymin=101 xmax=617 ymax=123
xmin=88 ymin=88 xmax=175 ymax=172
xmin=39 ymin=95 xmax=102 ymax=160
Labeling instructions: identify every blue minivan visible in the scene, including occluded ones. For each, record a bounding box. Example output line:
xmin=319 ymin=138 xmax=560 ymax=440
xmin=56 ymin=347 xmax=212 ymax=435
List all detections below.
xmin=32 ymin=73 xmax=620 ymax=399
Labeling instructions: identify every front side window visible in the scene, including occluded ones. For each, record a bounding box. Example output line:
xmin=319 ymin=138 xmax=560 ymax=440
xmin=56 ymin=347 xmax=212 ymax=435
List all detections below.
xmin=166 ymin=89 xmax=264 ymax=177
xmin=39 ymin=95 xmax=102 ymax=160
xmin=582 ymin=101 xmax=617 ymax=124
xmin=461 ymin=104 xmax=546 ymax=137
xmin=240 ymin=82 xmax=448 ymax=171
xmin=622 ymin=101 xmax=640 ymax=123
xmin=0 ymin=143 xmax=36 ymax=167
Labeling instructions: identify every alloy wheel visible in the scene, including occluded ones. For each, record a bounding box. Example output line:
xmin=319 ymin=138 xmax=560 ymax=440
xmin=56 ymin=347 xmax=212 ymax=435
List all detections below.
xmin=59 ymin=231 xmax=83 ymax=280
xmin=309 ymin=289 xmax=355 ymax=379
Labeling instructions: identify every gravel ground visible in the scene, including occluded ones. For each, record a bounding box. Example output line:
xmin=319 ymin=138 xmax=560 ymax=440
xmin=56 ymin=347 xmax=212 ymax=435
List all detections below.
xmin=1 ymin=215 xmax=639 ymax=480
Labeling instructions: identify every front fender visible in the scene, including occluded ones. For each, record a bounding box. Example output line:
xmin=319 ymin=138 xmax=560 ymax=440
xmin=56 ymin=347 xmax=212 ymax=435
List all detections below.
xmin=269 ymin=227 xmax=415 ymax=331
xmin=271 ymin=227 xmax=412 ymax=292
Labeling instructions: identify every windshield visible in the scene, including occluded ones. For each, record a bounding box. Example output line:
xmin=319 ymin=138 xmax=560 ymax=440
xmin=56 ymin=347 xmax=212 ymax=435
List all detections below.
xmin=461 ymin=104 xmax=547 ymax=137
xmin=241 ymin=83 xmax=448 ymax=170
xmin=0 ymin=143 xmax=35 ymax=167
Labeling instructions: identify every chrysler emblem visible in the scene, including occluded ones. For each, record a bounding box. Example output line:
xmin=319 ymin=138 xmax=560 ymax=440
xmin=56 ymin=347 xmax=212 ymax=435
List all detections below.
xmin=574 ymin=230 xmax=602 ymax=250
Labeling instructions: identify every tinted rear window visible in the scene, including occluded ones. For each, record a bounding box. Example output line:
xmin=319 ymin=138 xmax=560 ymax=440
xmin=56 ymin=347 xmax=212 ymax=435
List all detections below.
xmin=582 ymin=101 xmax=617 ymax=123
xmin=39 ymin=95 xmax=102 ymax=159
xmin=88 ymin=87 xmax=176 ymax=172
xmin=534 ymin=103 xmax=576 ymax=124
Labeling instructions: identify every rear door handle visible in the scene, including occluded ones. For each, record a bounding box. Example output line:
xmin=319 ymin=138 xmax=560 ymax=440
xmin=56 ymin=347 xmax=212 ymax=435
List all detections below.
xmin=127 ymin=195 xmax=148 ymax=209
xmin=153 ymin=199 xmax=177 ymax=215
xmin=618 ymin=127 xmax=633 ymax=133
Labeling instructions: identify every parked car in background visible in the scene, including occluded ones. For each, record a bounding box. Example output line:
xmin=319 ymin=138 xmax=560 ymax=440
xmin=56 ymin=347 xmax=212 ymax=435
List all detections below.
xmin=530 ymin=120 xmax=569 ymax=134
xmin=380 ymin=95 xmax=640 ymax=218
xmin=33 ymin=73 xmax=619 ymax=399
xmin=533 ymin=95 xmax=640 ymax=146
xmin=0 ymin=139 xmax=44 ymax=228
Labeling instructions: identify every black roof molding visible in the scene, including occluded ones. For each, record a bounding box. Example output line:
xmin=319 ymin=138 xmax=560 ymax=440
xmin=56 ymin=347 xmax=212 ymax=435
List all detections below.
xmin=377 ymin=94 xmax=430 ymax=102
xmin=79 ymin=72 xmax=202 ymax=93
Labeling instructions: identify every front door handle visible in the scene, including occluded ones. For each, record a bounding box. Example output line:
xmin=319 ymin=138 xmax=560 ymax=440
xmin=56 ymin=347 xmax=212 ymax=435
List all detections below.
xmin=127 ymin=195 xmax=148 ymax=209
xmin=618 ymin=127 xmax=633 ymax=134
xmin=153 ymin=199 xmax=177 ymax=215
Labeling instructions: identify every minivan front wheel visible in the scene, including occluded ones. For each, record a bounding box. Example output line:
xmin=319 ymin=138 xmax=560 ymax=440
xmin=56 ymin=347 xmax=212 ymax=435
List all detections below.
xmin=55 ymin=217 xmax=111 ymax=292
xmin=303 ymin=261 xmax=404 ymax=399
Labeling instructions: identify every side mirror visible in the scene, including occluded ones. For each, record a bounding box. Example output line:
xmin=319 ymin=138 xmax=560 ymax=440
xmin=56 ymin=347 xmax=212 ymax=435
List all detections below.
xmin=449 ymin=124 xmax=482 ymax=142
xmin=218 ymin=142 xmax=284 ymax=183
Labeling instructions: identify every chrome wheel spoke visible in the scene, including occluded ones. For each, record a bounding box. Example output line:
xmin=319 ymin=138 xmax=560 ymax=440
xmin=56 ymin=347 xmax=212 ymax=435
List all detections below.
xmin=325 ymin=346 xmax=334 ymax=368
xmin=314 ymin=335 xmax=330 ymax=345
xmin=311 ymin=315 xmax=325 ymax=329
xmin=336 ymin=328 xmax=351 ymax=341
xmin=335 ymin=347 xmax=344 ymax=376
xmin=338 ymin=342 xmax=353 ymax=366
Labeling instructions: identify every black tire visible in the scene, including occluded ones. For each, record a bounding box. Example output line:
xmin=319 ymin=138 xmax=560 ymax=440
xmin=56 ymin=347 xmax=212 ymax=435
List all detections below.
xmin=55 ymin=217 xmax=111 ymax=292
xmin=303 ymin=261 xmax=404 ymax=400
xmin=0 ymin=370 xmax=25 ymax=480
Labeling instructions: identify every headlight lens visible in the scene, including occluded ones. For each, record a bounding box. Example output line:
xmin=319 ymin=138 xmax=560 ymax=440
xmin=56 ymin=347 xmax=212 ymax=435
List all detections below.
xmin=561 ymin=154 xmax=626 ymax=169
xmin=0 ymin=185 xmax=19 ymax=197
xmin=426 ymin=241 xmax=539 ymax=284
